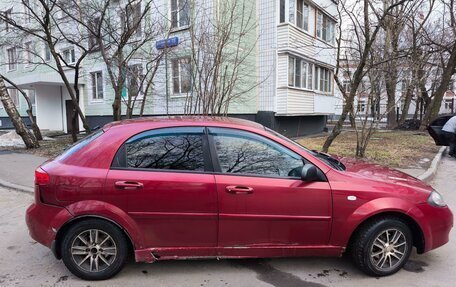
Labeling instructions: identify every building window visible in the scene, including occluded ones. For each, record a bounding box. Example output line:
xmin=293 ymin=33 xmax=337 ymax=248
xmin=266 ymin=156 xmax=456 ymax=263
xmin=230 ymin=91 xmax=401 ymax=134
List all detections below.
xmin=24 ymin=41 xmax=33 ymax=65
xmin=62 ymin=47 xmax=75 ymax=64
xmin=9 ymin=89 xmax=19 ymax=106
xmin=25 ymin=89 xmax=36 ymax=106
xmin=44 ymin=43 xmax=51 ymax=61
xmin=296 ymin=0 xmax=309 ymax=31
xmin=7 ymin=47 xmax=17 ymax=71
xmin=3 ymin=8 xmax=12 ymax=32
xmin=88 ymin=16 xmax=101 ymax=50
xmin=445 ymin=99 xmax=454 ymax=110
xmin=314 ymin=66 xmax=332 ymax=93
xmin=91 ymin=71 xmax=103 ymax=101
xmin=23 ymin=0 xmax=32 ymax=22
xmin=357 ymin=99 xmax=366 ymax=113
xmin=288 ymin=56 xmax=312 ymax=89
xmin=316 ymin=11 xmax=335 ymax=43
xmin=343 ymin=80 xmax=351 ymax=93
xmin=126 ymin=64 xmax=144 ymax=99
xmin=171 ymin=0 xmax=189 ymax=29
xmin=172 ymin=57 xmax=191 ymax=95
xmin=280 ymin=0 xmax=285 ymax=23
xmin=122 ymin=2 xmax=142 ymax=37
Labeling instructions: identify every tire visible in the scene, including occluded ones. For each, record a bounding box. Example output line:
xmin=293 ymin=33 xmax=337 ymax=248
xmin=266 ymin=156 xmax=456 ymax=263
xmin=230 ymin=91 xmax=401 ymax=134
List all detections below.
xmin=351 ymin=217 xmax=413 ymax=277
xmin=61 ymin=219 xmax=129 ymax=280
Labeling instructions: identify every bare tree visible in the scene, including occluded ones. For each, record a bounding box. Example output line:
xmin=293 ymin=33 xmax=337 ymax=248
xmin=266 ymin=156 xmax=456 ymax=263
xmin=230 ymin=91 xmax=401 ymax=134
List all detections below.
xmin=0 ymin=76 xmax=39 ymax=148
xmin=0 ymin=75 xmax=42 ymax=141
xmin=322 ymin=0 xmax=410 ymax=153
xmin=0 ymin=0 xmax=97 ymax=142
xmin=184 ymin=0 xmax=259 ymax=115
xmin=78 ymin=0 xmax=165 ymax=121
xmin=419 ymin=0 xmax=456 ymax=129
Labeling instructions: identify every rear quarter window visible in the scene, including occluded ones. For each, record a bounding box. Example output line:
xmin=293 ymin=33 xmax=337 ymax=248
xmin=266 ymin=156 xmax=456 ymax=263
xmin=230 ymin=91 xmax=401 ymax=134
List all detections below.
xmin=55 ymin=130 xmax=104 ymax=161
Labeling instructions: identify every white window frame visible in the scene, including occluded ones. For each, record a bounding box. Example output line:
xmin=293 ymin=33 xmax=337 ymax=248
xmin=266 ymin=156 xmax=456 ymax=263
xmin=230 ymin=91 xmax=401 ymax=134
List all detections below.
xmin=124 ymin=1 xmax=142 ymax=38
xmin=125 ymin=63 xmax=145 ymax=100
xmin=170 ymin=0 xmax=190 ymax=29
xmin=44 ymin=43 xmax=51 ymax=62
xmin=3 ymin=8 xmax=12 ymax=32
xmin=288 ymin=55 xmax=313 ymax=90
xmin=91 ymin=71 xmax=104 ymax=102
xmin=61 ymin=46 xmax=76 ymax=64
xmin=316 ymin=10 xmax=335 ymax=44
xmin=171 ymin=57 xmax=191 ymax=96
xmin=24 ymin=41 xmax=33 ymax=66
xmin=9 ymin=89 xmax=20 ymax=107
xmin=26 ymin=89 xmax=36 ymax=106
xmin=7 ymin=47 xmax=17 ymax=71
xmin=296 ymin=0 xmax=309 ymax=32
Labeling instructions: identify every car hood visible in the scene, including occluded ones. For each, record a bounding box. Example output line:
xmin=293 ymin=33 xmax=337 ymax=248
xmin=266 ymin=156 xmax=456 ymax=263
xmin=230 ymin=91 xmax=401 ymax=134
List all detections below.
xmin=338 ymin=157 xmax=433 ymax=192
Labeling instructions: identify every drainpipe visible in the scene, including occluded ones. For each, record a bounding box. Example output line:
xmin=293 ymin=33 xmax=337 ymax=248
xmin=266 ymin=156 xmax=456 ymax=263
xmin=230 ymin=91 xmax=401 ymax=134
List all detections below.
xmin=60 ymin=86 xmax=65 ymax=132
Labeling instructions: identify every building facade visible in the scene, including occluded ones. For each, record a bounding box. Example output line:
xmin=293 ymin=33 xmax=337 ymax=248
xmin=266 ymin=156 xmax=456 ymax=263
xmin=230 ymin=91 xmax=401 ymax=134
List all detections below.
xmin=0 ymin=0 xmax=338 ymax=137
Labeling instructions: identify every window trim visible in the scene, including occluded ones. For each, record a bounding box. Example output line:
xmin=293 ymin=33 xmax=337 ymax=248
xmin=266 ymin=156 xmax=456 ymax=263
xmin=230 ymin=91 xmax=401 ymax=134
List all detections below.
xmin=61 ymin=46 xmax=76 ymax=64
xmin=90 ymin=71 xmax=104 ymax=102
xmin=171 ymin=56 xmax=192 ymax=96
xmin=6 ymin=47 xmax=17 ymax=71
xmin=207 ymin=127 xmax=310 ymax=180
xmin=111 ymin=126 xmax=214 ymax=173
xmin=170 ymin=0 xmax=190 ymax=30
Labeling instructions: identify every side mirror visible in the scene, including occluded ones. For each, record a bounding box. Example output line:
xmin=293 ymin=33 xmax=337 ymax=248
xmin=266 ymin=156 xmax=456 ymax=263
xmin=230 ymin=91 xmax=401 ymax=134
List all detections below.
xmin=301 ymin=164 xmax=320 ymax=182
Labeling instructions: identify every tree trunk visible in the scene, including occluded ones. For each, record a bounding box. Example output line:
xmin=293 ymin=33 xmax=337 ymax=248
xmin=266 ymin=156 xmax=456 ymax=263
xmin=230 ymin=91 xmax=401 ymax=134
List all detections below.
xmin=398 ymin=84 xmax=414 ymax=125
xmin=0 ymin=77 xmax=39 ymax=148
xmin=420 ymin=43 xmax=456 ymax=130
xmin=112 ymin=89 xmax=122 ymax=121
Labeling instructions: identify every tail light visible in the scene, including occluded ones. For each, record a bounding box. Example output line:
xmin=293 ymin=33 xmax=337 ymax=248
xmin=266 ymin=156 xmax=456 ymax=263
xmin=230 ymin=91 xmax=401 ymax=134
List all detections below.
xmin=35 ymin=167 xmax=50 ymax=185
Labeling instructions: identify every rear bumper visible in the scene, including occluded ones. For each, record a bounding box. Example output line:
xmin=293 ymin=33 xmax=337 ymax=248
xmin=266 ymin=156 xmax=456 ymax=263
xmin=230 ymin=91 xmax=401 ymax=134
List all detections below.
xmin=410 ymin=204 xmax=453 ymax=253
xmin=26 ymin=202 xmax=72 ymax=249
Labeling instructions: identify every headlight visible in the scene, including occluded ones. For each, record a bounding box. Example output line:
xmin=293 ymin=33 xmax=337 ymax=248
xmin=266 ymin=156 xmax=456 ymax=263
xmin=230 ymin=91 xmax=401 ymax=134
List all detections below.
xmin=428 ymin=191 xmax=447 ymax=207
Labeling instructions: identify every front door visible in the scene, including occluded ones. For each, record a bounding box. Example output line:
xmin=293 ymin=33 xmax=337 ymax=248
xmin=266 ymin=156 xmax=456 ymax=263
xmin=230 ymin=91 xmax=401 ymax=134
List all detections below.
xmin=106 ymin=127 xmax=217 ymax=248
xmin=209 ymin=128 xmax=332 ymax=247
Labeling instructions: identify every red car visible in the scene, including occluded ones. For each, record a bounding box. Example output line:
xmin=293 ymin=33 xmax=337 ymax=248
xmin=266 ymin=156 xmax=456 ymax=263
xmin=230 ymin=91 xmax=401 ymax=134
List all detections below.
xmin=26 ymin=117 xmax=453 ymax=280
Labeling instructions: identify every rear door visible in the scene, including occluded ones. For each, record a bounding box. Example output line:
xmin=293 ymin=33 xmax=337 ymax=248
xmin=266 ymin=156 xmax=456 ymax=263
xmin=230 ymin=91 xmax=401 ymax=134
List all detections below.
xmin=428 ymin=116 xmax=452 ymax=145
xmin=106 ymin=127 xmax=218 ymax=248
xmin=209 ymin=128 xmax=332 ymax=248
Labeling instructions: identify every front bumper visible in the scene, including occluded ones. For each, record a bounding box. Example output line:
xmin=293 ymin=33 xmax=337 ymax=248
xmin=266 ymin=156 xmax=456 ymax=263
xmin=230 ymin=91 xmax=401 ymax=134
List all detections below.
xmin=410 ymin=204 xmax=454 ymax=253
xmin=26 ymin=202 xmax=72 ymax=249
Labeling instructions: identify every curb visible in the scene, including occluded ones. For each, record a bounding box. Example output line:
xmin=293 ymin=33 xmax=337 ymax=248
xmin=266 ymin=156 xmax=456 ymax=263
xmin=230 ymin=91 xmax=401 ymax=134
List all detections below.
xmin=417 ymin=146 xmax=448 ymax=182
xmin=0 ymin=178 xmax=34 ymax=193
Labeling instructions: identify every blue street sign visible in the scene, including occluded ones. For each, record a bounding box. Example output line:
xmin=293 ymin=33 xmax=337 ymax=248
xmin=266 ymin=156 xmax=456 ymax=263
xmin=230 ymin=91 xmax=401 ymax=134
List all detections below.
xmin=156 ymin=37 xmax=179 ymax=50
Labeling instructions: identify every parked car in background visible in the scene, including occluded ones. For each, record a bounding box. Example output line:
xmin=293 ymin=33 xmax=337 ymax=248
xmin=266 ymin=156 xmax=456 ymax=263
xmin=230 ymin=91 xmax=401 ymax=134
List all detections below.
xmin=26 ymin=117 xmax=453 ymax=280
xmin=428 ymin=114 xmax=455 ymax=145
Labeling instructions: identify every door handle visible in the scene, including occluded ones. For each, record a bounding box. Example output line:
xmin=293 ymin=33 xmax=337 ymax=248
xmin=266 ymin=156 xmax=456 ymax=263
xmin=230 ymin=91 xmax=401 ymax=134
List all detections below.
xmin=115 ymin=181 xmax=144 ymax=190
xmin=226 ymin=186 xmax=254 ymax=195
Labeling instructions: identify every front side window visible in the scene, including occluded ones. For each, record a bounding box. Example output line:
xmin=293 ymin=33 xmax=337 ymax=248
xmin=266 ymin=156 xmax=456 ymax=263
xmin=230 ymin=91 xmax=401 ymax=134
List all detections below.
xmin=7 ymin=47 xmax=17 ymax=70
xmin=91 ymin=71 xmax=103 ymax=100
xmin=211 ymin=129 xmax=304 ymax=178
xmin=171 ymin=0 xmax=190 ymax=29
xmin=125 ymin=128 xmax=205 ymax=171
xmin=172 ymin=57 xmax=191 ymax=95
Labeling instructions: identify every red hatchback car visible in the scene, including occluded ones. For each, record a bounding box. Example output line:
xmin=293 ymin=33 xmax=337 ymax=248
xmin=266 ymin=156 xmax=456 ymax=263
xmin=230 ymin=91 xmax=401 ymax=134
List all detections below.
xmin=26 ymin=117 xmax=453 ymax=280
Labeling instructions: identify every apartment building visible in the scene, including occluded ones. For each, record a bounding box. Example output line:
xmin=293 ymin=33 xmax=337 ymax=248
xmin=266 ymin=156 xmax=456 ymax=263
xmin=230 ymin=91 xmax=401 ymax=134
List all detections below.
xmin=0 ymin=0 xmax=338 ymax=137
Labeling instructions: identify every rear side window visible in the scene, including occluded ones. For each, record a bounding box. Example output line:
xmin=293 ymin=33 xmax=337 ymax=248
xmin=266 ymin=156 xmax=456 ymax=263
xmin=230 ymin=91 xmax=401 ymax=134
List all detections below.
xmin=56 ymin=129 xmax=104 ymax=161
xmin=124 ymin=127 xmax=205 ymax=171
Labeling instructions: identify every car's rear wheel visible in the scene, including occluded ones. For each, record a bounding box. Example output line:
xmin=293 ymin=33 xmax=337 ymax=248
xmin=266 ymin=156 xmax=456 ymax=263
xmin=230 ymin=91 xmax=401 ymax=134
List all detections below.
xmin=61 ymin=219 xmax=129 ymax=280
xmin=351 ymin=217 xmax=413 ymax=276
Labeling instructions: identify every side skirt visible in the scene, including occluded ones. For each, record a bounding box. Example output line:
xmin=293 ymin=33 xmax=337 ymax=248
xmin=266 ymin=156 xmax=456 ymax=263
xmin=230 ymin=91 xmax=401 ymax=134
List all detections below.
xmin=135 ymin=246 xmax=345 ymax=263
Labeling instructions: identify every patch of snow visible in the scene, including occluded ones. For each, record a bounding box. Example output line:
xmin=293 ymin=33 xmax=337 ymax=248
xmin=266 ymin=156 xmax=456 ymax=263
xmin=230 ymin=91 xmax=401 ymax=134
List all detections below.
xmin=0 ymin=131 xmax=26 ymax=148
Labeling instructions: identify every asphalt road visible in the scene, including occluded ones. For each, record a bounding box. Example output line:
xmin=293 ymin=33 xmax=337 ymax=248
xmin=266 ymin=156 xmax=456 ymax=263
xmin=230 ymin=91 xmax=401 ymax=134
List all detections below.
xmin=0 ymin=157 xmax=455 ymax=287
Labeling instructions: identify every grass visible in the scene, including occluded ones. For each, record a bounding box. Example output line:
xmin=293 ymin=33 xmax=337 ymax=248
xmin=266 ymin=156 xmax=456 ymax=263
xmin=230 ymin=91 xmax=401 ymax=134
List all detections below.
xmin=296 ymin=131 xmax=441 ymax=169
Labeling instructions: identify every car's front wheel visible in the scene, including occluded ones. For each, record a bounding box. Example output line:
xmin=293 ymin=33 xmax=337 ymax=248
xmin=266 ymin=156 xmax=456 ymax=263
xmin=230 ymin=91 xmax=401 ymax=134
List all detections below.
xmin=61 ymin=219 xmax=129 ymax=280
xmin=351 ymin=217 xmax=413 ymax=276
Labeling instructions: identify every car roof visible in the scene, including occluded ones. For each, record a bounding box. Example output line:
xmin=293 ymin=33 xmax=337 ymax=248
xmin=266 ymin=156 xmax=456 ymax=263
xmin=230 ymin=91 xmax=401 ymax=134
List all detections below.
xmin=103 ymin=116 xmax=265 ymax=131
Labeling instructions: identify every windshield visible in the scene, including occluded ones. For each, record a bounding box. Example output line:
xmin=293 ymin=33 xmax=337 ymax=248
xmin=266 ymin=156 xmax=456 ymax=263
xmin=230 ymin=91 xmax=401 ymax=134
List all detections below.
xmin=265 ymin=128 xmax=346 ymax=171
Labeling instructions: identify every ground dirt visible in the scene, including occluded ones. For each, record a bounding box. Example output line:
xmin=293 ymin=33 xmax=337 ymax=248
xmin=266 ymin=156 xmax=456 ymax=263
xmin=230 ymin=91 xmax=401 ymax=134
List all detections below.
xmin=296 ymin=131 xmax=440 ymax=169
